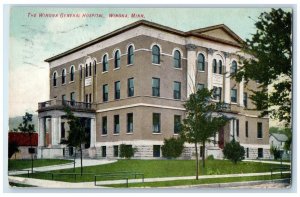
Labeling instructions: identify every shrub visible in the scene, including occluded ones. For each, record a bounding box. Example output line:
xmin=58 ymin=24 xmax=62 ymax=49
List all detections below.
xmin=270 ymin=145 xmax=281 ymax=160
xmin=223 ymin=139 xmax=245 ymax=164
xmin=161 ymin=137 xmax=184 ymax=159
xmin=119 ymin=144 xmax=137 ymax=159
xmin=206 ymin=155 xmax=214 ymax=160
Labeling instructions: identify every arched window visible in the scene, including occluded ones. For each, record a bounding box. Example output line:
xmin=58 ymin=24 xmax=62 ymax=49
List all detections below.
xmin=85 ymin=64 xmax=88 ymax=77
xmin=89 ymin=62 xmax=92 ymax=76
xmin=218 ymin=60 xmax=222 ymax=74
xmin=174 ymin=50 xmax=181 ymax=68
xmin=197 ymin=54 xmax=205 ymax=71
xmin=127 ymin=45 xmax=134 ymax=65
xmin=70 ymin=66 xmax=74 ymax=81
xmin=213 ymin=59 xmax=217 ymax=73
xmin=53 ymin=72 xmax=57 ymax=86
xmin=94 ymin=60 xmax=97 ymax=75
xmin=231 ymin=60 xmax=237 ymax=74
xmin=114 ymin=50 xmax=120 ymax=68
xmin=62 ymin=69 xmax=66 ymax=84
xmin=103 ymin=54 xmax=108 ymax=72
xmin=152 ymin=45 xmax=160 ymax=64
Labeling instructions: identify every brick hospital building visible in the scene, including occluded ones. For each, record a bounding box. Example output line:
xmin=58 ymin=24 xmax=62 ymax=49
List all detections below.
xmin=37 ymin=20 xmax=270 ymax=159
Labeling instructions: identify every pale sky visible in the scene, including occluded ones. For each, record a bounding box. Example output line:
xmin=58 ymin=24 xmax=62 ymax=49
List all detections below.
xmin=8 ymin=6 xmax=287 ymax=126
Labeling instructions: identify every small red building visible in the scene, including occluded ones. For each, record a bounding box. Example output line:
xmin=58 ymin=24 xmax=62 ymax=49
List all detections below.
xmin=8 ymin=132 xmax=38 ymax=159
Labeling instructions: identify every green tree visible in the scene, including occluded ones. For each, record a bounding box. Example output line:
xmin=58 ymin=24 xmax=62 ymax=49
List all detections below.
xmin=181 ymin=88 xmax=229 ymax=180
xmin=270 ymin=145 xmax=281 ymax=160
xmin=161 ymin=137 xmax=184 ymax=159
xmin=18 ymin=112 xmax=35 ymax=173
xmin=223 ymin=139 xmax=245 ymax=164
xmin=234 ymin=9 xmax=292 ymax=126
xmin=64 ymin=107 xmax=87 ymax=175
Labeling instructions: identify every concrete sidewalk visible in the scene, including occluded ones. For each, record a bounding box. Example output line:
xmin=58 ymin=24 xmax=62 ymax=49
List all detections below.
xmin=8 ymin=171 xmax=291 ymax=188
xmin=243 ymin=159 xmax=291 ymax=165
xmin=9 ymin=159 xmax=117 ymax=175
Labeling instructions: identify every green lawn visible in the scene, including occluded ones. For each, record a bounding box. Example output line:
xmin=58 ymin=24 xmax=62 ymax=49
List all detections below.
xmin=8 ymin=159 xmax=72 ymax=170
xmin=17 ymin=159 xmax=289 ymax=182
xmin=107 ymin=174 xmax=291 ymax=188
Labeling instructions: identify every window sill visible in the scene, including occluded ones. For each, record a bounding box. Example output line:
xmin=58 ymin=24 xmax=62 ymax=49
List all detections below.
xmin=173 ymin=67 xmax=182 ymax=70
xmin=101 ymin=134 xmax=107 ymax=137
xmin=257 ymin=138 xmax=263 ymax=140
xmin=69 ymin=81 xmax=74 ymax=84
xmin=113 ymin=133 xmax=120 ymax=136
xmin=152 ymin=132 xmax=162 ymax=135
xmin=102 ymin=71 xmax=108 ymax=74
xmin=62 ymin=83 xmax=66 ymax=86
xmin=152 ymin=63 xmax=161 ymax=66
xmin=126 ymin=132 xmax=133 ymax=135
xmin=231 ymin=102 xmax=238 ymax=105
xmin=197 ymin=70 xmax=205 ymax=73
xmin=173 ymin=133 xmax=179 ymax=136
xmin=113 ymin=67 xmax=120 ymax=71
xmin=127 ymin=64 xmax=134 ymax=67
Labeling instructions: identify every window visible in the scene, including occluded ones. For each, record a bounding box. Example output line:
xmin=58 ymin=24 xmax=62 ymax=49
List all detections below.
xmin=258 ymin=148 xmax=263 ymax=158
xmin=153 ymin=113 xmax=161 ymax=133
xmin=115 ymin=81 xmax=120 ymax=100
xmin=152 ymin=45 xmax=160 ymax=64
xmin=174 ymin=50 xmax=181 ymax=68
xmin=197 ymin=83 xmax=205 ymax=91
xmin=245 ymin=121 xmax=248 ymax=138
xmin=62 ymin=69 xmax=66 ymax=84
xmin=102 ymin=146 xmax=106 ymax=157
xmin=231 ymin=89 xmax=237 ymax=103
xmin=213 ymin=59 xmax=217 ymax=73
xmin=173 ymin=81 xmax=181 ymax=99
xmin=70 ymin=92 xmax=75 ymax=106
xmin=127 ymin=113 xmax=133 ymax=133
xmin=94 ymin=60 xmax=97 ymax=75
xmin=152 ymin=78 xmax=160 ymax=97
xmin=113 ymin=145 xmax=119 ymax=157
xmin=127 ymin=45 xmax=134 ymax=65
xmin=236 ymin=119 xmax=239 ymax=137
xmin=103 ymin=84 xmax=108 ymax=102
xmin=197 ymin=54 xmax=205 ymax=71
xmin=89 ymin=62 xmax=92 ymax=76
xmin=174 ymin=115 xmax=181 ymax=134
xmin=85 ymin=64 xmax=88 ymax=77
xmin=70 ymin=66 xmax=74 ymax=81
xmin=213 ymin=86 xmax=222 ymax=101
xmin=243 ymin=93 xmax=248 ymax=107
xmin=128 ymin=78 xmax=134 ymax=97
xmin=257 ymin=122 xmax=263 ymax=138
xmin=153 ymin=145 xmax=161 ymax=157
xmin=102 ymin=116 xmax=107 ymax=135
xmin=62 ymin=94 xmax=66 ymax=104
xmin=114 ymin=50 xmax=120 ymax=69
xmin=53 ymin=72 xmax=57 ymax=86
xmin=246 ymin=148 xmax=249 ymax=158
xmin=103 ymin=54 xmax=108 ymax=72
xmin=85 ymin=94 xmax=89 ymax=103
xmin=114 ymin=115 xmax=120 ymax=134
xmin=231 ymin=60 xmax=237 ymax=74
xmin=218 ymin=60 xmax=222 ymax=74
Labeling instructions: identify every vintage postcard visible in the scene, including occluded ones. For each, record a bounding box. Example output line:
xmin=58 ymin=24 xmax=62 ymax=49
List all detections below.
xmin=6 ymin=5 xmax=293 ymax=190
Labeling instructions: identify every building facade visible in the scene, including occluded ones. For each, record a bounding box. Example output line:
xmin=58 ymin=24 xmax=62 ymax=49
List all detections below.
xmin=37 ymin=20 xmax=270 ymax=160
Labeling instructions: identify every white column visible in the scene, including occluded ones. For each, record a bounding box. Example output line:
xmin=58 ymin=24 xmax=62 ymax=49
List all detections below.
xmin=90 ymin=118 xmax=96 ymax=147
xmin=51 ymin=117 xmax=60 ymax=146
xmin=207 ymin=49 xmax=213 ymax=90
xmin=38 ymin=118 xmax=45 ymax=147
xmin=224 ymin=55 xmax=231 ymax=103
xmin=186 ymin=44 xmax=197 ymax=97
xmin=57 ymin=116 xmax=61 ymax=144
xmin=239 ymin=79 xmax=244 ymax=107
